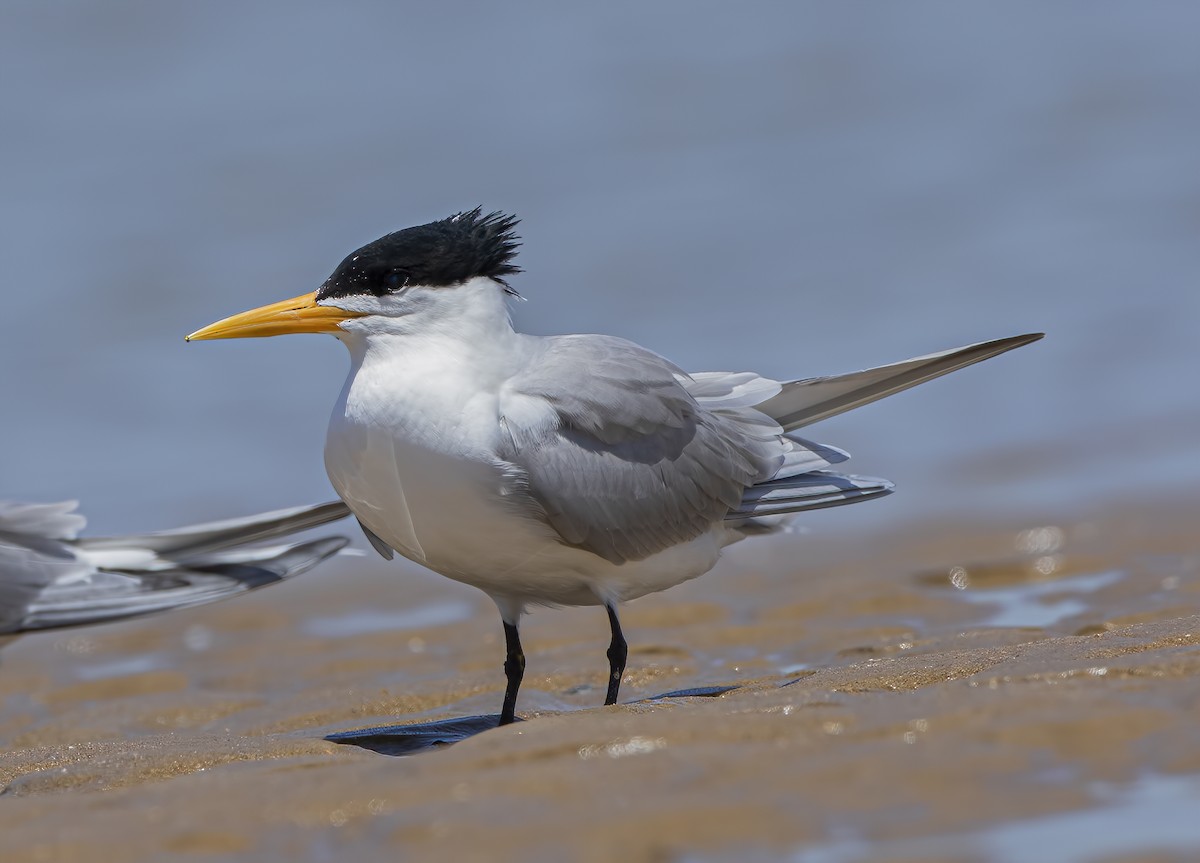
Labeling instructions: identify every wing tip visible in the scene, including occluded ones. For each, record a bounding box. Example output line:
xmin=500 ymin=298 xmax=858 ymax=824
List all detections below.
xmin=999 ymin=332 xmax=1045 ymax=349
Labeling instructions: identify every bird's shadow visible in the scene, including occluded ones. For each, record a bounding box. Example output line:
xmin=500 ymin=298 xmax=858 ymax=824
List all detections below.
xmin=325 ymin=684 xmax=738 ymax=757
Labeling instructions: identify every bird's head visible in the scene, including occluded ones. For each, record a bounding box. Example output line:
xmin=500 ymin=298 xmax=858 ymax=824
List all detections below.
xmin=186 ymin=208 xmax=522 ymax=342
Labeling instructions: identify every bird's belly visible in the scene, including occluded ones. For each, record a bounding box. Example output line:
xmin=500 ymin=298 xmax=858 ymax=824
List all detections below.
xmin=328 ymin=431 xmax=502 ymax=558
xmin=325 ymin=419 xmax=729 ymax=608
xmin=324 ymin=416 xmax=569 ymax=590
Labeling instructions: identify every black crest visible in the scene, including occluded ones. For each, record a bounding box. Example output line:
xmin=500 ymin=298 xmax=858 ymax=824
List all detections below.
xmin=317 ymin=208 xmax=522 ymax=300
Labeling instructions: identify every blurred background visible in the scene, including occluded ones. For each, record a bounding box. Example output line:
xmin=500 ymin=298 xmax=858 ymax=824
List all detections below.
xmin=4 ymin=9 xmax=1199 ymax=856
xmin=1 ymin=1 xmax=1197 ymax=538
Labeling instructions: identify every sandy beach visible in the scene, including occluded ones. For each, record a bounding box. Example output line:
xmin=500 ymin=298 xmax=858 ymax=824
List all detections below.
xmin=3 ymin=494 xmax=1198 ymax=862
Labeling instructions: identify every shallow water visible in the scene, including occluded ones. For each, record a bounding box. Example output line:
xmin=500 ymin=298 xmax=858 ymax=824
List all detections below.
xmin=782 ymin=772 xmax=1200 ymax=863
xmin=937 ymin=569 xmax=1126 ymax=629
xmin=3 ymin=494 xmax=1200 ymax=861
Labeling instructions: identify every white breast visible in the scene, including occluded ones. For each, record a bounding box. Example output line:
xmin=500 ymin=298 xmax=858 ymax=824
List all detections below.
xmin=326 ymin=335 xmax=510 ymax=557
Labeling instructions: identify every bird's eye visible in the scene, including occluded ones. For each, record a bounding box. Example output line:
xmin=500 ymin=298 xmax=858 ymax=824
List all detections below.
xmin=381 ymin=270 xmax=409 ymax=292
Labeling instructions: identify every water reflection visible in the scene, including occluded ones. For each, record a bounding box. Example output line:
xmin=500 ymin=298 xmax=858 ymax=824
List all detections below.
xmin=945 ymin=569 xmax=1124 ymax=629
xmin=302 ymin=600 xmax=472 ymax=639
xmin=73 ymin=653 xmax=167 ymax=682
xmin=786 ymin=772 xmax=1200 ymax=863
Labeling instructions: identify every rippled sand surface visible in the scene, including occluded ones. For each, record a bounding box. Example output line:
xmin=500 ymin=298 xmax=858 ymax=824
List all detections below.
xmin=3 ymin=499 xmax=1200 ymax=862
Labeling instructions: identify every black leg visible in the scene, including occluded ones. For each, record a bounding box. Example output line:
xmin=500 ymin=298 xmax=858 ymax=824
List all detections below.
xmin=604 ymin=603 xmax=628 ymax=706
xmin=500 ymin=620 xmax=525 ymax=725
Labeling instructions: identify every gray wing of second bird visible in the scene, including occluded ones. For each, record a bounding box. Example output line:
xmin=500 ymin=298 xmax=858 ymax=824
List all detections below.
xmin=0 ymin=500 xmax=351 ymax=637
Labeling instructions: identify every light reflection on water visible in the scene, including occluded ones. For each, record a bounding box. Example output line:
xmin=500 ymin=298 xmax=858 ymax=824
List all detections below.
xmin=73 ymin=653 xmax=168 ymax=682
xmin=786 ymin=772 xmax=1200 ymax=863
xmin=948 ymin=569 xmax=1125 ymax=629
xmin=301 ymin=600 xmax=473 ymax=639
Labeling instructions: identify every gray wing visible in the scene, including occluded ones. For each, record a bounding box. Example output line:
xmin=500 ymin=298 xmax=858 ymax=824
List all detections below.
xmin=75 ymin=500 xmax=351 ymax=557
xmin=0 ymin=501 xmax=92 ymax=633
xmin=756 ymin=334 xmax=1044 ymax=431
xmin=2 ymin=499 xmax=350 ymax=636
xmin=499 ymin=336 xmax=836 ymax=565
xmin=17 ymin=537 xmax=348 ymax=633
xmin=728 ymin=470 xmax=893 ymax=520
xmin=496 ymin=333 xmax=1041 ymax=564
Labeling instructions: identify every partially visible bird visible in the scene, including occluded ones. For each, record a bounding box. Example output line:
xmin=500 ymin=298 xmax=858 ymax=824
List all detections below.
xmin=0 ymin=499 xmax=350 ymax=648
xmin=187 ymin=208 xmax=1042 ymax=724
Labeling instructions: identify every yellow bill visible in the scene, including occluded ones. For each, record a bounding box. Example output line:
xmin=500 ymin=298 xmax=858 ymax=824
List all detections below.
xmin=186 ymin=292 xmax=365 ymax=341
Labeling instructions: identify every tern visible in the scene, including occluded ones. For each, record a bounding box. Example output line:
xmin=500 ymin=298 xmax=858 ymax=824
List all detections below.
xmin=1 ymin=499 xmax=350 ymax=648
xmin=188 ymin=208 xmax=1041 ymax=725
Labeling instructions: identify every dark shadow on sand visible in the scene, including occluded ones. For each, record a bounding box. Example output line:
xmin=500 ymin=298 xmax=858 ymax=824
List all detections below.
xmin=325 ymin=714 xmax=513 ymax=756
xmin=325 ymin=684 xmax=741 ymax=757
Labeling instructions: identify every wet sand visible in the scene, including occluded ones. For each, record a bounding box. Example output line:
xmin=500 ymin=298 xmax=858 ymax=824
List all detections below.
xmin=2 ymin=498 xmax=1200 ymax=862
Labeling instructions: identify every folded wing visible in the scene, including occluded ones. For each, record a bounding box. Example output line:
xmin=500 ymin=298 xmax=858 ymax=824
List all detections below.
xmin=499 ymin=336 xmax=855 ymax=565
xmin=499 ymin=333 xmax=1041 ymax=565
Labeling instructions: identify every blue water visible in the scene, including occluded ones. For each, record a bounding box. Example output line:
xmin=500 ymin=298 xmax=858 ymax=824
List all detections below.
xmin=1 ymin=3 xmax=1197 ymax=538
xmin=302 ymin=600 xmax=473 ymax=639
xmin=948 ymin=569 xmax=1125 ymax=629
xmin=788 ymin=772 xmax=1200 ymax=863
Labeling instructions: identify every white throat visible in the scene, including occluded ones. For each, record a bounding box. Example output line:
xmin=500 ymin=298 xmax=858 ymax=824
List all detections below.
xmin=322 ymin=276 xmax=532 ymax=565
